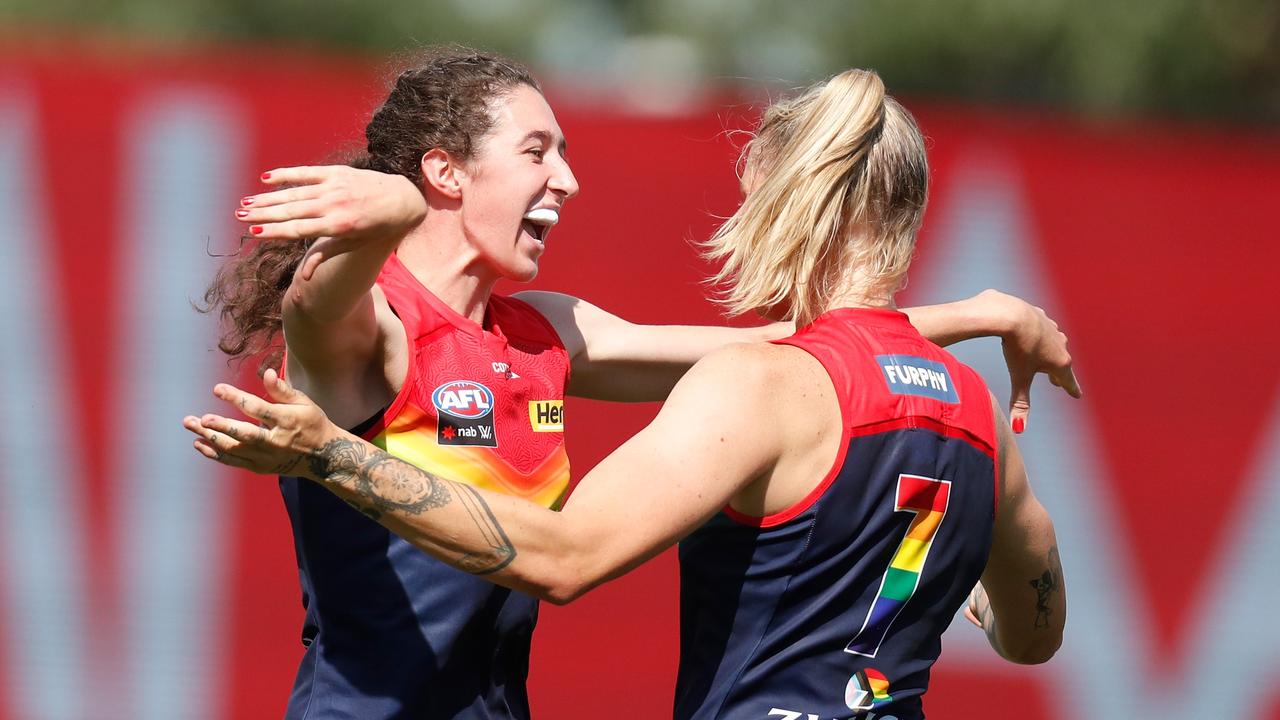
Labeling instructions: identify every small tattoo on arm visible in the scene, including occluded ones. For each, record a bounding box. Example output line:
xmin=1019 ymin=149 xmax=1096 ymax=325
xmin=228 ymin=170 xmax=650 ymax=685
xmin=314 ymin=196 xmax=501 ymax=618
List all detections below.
xmin=1029 ymin=546 xmax=1062 ymax=628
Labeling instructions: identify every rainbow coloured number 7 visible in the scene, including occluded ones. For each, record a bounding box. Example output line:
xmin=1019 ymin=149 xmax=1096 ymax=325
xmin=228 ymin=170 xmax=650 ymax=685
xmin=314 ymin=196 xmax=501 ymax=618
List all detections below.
xmin=845 ymin=474 xmax=951 ymax=658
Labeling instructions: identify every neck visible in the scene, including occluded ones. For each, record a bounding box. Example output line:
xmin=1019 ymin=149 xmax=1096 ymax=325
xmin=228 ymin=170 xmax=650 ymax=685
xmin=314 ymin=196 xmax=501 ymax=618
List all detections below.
xmin=821 ymin=292 xmax=896 ymax=313
xmin=805 ymin=273 xmax=899 ymax=325
xmin=395 ymin=218 xmax=497 ymax=325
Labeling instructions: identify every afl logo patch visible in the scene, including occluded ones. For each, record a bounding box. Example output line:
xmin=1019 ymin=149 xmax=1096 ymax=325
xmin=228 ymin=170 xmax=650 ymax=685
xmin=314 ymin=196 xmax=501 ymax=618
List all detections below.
xmin=432 ymin=381 xmax=495 ymax=419
xmin=432 ymin=381 xmax=498 ymax=447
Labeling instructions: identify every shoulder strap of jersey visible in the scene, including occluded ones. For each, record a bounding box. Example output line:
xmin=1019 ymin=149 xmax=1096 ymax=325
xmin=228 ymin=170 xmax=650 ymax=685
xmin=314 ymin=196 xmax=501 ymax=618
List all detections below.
xmin=375 ymin=253 xmax=453 ymax=341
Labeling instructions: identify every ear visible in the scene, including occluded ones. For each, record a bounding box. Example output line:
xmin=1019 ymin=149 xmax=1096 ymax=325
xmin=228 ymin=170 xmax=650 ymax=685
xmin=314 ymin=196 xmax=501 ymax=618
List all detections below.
xmin=420 ymin=148 xmax=463 ymax=200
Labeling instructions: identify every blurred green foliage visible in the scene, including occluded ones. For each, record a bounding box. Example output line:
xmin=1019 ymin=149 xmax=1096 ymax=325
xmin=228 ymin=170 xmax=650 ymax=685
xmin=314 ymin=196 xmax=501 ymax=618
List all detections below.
xmin=3 ymin=0 xmax=1276 ymax=122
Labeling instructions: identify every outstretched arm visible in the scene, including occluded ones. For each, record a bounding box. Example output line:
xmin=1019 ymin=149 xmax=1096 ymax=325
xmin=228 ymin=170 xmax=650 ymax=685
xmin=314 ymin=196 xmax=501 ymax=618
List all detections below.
xmin=514 ymin=291 xmax=790 ymax=402
xmin=184 ymin=351 xmax=781 ymax=604
xmin=964 ymin=393 xmax=1066 ymax=664
xmin=518 ymin=289 xmax=1079 ymax=432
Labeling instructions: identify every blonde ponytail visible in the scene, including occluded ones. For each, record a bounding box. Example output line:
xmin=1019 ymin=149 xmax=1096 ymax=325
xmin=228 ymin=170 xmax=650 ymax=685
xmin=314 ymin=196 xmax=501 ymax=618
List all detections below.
xmin=703 ymin=69 xmax=928 ymax=325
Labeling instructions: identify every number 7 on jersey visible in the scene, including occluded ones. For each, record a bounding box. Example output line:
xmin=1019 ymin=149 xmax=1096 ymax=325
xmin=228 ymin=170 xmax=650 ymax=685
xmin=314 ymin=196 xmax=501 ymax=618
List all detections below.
xmin=845 ymin=474 xmax=951 ymax=658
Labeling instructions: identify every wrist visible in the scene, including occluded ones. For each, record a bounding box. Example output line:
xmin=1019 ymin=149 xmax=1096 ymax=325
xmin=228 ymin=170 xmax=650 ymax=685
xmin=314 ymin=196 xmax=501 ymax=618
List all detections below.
xmin=975 ymin=289 xmax=1022 ymax=338
xmin=304 ymin=428 xmax=363 ymax=483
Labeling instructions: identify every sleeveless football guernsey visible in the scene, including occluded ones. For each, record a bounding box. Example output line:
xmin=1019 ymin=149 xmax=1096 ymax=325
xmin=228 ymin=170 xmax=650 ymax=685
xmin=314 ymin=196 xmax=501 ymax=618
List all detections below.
xmin=675 ymin=308 xmax=998 ymax=720
xmin=281 ymin=253 xmax=570 ymax=719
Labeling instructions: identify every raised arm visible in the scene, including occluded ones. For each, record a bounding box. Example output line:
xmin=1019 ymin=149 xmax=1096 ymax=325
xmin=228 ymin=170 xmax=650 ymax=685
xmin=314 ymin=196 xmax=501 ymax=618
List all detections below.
xmin=184 ymin=349 xmax=782 ymax=604
xmin=236 ymin=166 xmax=426 ymax=423
xmin=965 ymin=393 xmax=1066 ymax=664
xmin=242 ymin=166 xmax=424 ymax=320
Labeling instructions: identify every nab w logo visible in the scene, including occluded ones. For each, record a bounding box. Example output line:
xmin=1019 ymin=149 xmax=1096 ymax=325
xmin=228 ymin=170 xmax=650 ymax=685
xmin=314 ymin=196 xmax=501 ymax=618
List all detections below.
xmin=432 ymin=381 xmax=494 ymax=420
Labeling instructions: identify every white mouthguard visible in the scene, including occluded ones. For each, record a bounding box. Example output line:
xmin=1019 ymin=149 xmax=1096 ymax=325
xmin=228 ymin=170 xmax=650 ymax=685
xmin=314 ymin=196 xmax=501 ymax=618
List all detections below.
xmin=523 ymin=208 xmax=559 ymax=226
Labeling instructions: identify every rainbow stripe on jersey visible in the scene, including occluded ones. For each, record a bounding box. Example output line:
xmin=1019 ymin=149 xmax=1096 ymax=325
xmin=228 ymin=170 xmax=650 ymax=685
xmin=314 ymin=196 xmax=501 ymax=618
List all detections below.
xmin=371 ymin=400 xmax=570 ymax=510
xmin=845 ymin=474 xmax=952 ymax=657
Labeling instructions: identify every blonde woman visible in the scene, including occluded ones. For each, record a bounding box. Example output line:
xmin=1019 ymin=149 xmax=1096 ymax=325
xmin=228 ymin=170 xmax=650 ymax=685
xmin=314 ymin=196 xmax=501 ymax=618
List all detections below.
xmin=189 ymin=69 xmax=1065 ymax=719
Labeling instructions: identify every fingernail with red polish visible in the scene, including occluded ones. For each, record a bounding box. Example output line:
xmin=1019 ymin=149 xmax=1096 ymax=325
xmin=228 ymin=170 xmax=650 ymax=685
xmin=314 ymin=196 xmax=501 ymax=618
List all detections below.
xmin=235 ymin=209 xmax=249 ymax=219
xmin=241 ymin=196 xmax=254 ymax=206
xmin=1012 ymin=417 xmax=1025 ymax=434
xmin=250 ymin=225 xmax=263 ymax=235
xmin=260 ymin=172 xmax=272 ymax=181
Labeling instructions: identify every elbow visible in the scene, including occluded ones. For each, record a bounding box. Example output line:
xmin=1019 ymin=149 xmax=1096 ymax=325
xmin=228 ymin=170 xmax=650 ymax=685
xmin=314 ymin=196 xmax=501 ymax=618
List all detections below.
xmin=1001 ymin=634 xmax=1062 ymax=665
xmin=522 ymin=553 xmax=599 ymax=606
xmin=540 ymin=581 xmax=589 ymax=606
xmin=285 ymin=285 xmax=338 ymax=325
xmin=1007 ymin=647 xmax=1059 ymax=666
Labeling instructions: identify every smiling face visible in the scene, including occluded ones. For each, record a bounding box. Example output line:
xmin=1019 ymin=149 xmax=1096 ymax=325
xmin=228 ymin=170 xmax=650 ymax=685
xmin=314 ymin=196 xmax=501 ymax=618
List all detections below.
xmin=454 ymin=84 xmax=579 ymax=282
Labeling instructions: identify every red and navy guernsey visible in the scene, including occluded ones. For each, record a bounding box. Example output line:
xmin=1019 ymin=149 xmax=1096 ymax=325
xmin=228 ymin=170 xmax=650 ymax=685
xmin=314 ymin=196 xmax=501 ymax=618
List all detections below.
xmin=280 ymin=254 xmax=571 ymax=720
xmin=675 ymin=308 xmax=998 ymax=720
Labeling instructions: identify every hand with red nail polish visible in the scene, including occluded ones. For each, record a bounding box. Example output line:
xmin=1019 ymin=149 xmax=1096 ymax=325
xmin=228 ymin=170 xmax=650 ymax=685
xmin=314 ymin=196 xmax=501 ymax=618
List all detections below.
xmin=983 ymin=290 xmax=1081 ymax=434
xmin=231 ymin=165 xmax=426 ymax=279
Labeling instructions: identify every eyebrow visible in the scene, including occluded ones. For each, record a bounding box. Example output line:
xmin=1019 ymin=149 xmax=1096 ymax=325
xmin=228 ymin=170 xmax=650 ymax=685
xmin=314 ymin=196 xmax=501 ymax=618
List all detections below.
xmin=519 ymin=129 xmax=568 ymax=154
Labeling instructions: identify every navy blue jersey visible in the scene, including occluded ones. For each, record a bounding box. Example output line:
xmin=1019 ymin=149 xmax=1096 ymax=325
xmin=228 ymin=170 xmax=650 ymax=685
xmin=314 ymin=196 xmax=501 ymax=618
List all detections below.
xmin=280 ymin=477 xmax=537 ymax=719
xmin=279 ymin=255 xmax=572 ymax=719
xmin=675 ymin=308 xmax=998 ymax=720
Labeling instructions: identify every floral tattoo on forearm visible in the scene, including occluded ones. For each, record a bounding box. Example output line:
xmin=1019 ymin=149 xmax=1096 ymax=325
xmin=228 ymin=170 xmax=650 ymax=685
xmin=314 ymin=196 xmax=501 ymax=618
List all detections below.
xmin=306 ymin=437 xmax=516 ymax=574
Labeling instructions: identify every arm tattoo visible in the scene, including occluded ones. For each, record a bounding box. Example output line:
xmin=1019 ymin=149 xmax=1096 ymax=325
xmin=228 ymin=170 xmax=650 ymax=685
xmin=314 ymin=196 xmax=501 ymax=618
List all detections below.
xmin=307 ymin=437 xmax=516 ymax=574
xmin=453 ymin=485 xmax=516 ymax=575
xmin=1029 ymin=546 xmax=1062 ymax=628
xmin=350 ymin=452 xmax=454 ymax=517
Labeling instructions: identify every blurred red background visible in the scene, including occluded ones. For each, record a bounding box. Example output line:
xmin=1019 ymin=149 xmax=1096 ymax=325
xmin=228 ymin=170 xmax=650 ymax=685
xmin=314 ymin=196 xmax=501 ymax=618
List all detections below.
xmin=2 ymin=43 xmax=1278 ymax=719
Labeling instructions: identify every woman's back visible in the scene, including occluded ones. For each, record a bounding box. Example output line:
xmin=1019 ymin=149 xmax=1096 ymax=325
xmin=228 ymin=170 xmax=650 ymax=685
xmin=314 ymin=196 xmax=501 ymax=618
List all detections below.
xmin=676 ymin=308 xmax=998 ymax=720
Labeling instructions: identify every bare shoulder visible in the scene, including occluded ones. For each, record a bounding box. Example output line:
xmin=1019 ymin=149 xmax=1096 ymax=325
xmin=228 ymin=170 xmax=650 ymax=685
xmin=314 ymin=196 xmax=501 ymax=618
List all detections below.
xmin=679 ymin=342 xmax=829 ymax=417
xmin=510 ymin=291 xmax=591 ymax=357
xmin=698 ymin=342 xmax=841 ymax=516
xmin=706 ymin=340 xmax=826 ymax=386
xmin=511 ymin=289 xmax=579 ymax=312
xmin=510 ymin=290 xmax=598 ymax=325
xmin=645 ymin=343 xmax=798 ymax=482
xmin=684 ymin=341 xmax=786 ymax=382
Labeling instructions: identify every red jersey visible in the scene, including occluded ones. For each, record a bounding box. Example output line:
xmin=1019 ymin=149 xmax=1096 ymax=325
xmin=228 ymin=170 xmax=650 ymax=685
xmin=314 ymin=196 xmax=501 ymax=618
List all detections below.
xmin=362 ymin=253 xmax=571 ymax=507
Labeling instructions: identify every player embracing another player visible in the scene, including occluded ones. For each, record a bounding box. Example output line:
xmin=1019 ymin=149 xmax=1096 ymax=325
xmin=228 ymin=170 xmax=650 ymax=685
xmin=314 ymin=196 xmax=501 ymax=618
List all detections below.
xmin=190 ymin=60 xmax=1070 ymax=719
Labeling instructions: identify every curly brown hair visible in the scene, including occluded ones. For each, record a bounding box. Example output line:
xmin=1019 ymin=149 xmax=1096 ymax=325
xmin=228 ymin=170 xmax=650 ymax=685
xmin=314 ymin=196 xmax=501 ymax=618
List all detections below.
xmin=202 ymin=46 xmax=541 ymax=371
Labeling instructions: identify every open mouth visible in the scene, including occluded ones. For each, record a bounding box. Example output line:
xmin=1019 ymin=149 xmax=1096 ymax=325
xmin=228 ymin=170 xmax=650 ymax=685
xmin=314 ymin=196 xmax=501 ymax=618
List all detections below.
xmin=522 ymin=207 xmax=559 ymax=246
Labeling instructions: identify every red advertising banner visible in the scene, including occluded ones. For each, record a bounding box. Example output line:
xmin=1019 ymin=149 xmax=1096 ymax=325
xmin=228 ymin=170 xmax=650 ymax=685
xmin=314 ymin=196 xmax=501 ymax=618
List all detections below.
xmin=1 ymin=42 xmax=1277 ymax=720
